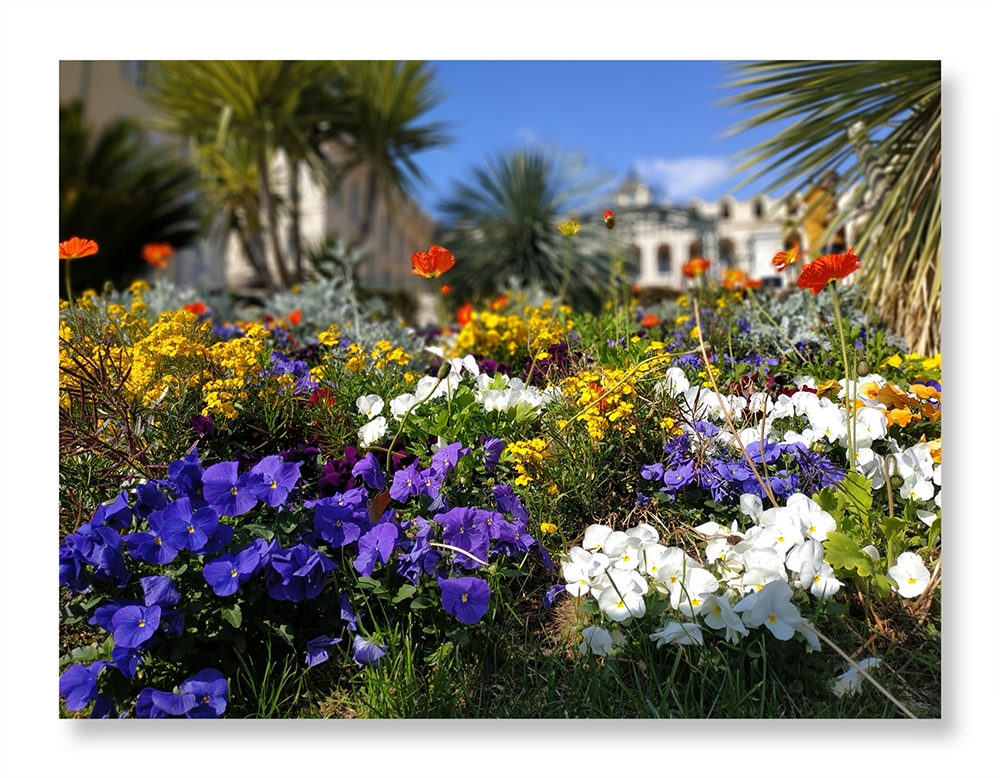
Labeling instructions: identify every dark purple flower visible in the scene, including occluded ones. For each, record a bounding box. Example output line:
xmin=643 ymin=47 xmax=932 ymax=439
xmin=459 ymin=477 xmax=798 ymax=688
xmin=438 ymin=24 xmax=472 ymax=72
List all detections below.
xmin=492 ymin=484 xmax=529 ymax=523
xmin=305 ymin=635 xmax=343 ymax=668
xmin=134 ymin=482 xmax=168 ymax=519
xmin=340 ymin=593 xmax=359 ymax=633
xmin=112 ymin=645 xmax=143 ymax=678
xmin=309 ymin=490 xmax=369 ymax=548
xmin=91 ymin=490 xmax=133 ymax=531
xmin=189 ymin=415 xmax=215 ymax=439
xmin=167 ymin=449 xmax=207 ymax=507
xmin=542 ymin=584 xmax=566 ymax=609
xmin=438 ymin=576 xmax=491 ymax=625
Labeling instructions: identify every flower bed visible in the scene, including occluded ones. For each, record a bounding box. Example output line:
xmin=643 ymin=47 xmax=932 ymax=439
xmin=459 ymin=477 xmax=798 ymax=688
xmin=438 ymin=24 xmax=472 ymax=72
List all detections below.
xmin=58 ymin=240 xmax=941 ymax=718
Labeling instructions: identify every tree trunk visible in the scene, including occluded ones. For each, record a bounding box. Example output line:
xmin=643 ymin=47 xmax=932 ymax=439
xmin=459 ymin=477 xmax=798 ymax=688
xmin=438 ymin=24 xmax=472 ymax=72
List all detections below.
xmin=289 ymin=157 xmax=303 ymax=285
xmin=257 ymin=145 xmax=293 ymax=290
xmin=233 ymin=212 xmax=277 ymax=292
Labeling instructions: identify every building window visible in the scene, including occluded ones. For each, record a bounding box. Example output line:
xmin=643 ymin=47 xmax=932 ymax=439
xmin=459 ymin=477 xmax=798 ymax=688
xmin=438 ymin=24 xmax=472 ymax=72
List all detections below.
xmin=657 ymin=245 xmax=671 ymax=275
xmin=753 ymin=199 xmax=765 ymax=219
xmin=121 ymin=61 xmax=149 ymax=90
xmin=784 ymin=231 xmax=803 ymax=252
xmin=720 ymin=201 xmax=730 ymax=219
xmin=688 ymin=239 xmax=703 ymax=260
xmin=719 ymin=238 xmax=735 ymax=267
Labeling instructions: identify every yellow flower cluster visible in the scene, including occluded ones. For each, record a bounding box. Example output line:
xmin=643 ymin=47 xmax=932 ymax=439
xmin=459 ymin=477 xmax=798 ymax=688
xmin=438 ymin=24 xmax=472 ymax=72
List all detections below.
xmin=126 ymin=311 xmax=212 ymax=406
xmin=560 ymin=368 xmax=639 ymax=441
xmin=370 ymin=339 xmax=412 ymax=370
xmin=200 ymin=323 xmax=270 ymax=419
xmin=506 ymin=438 xmax=551 ymax=486
xmin=453 ymin=300 xmax=574 ymax=361
xmin=317 ymin=324 xmax=341 ymax=347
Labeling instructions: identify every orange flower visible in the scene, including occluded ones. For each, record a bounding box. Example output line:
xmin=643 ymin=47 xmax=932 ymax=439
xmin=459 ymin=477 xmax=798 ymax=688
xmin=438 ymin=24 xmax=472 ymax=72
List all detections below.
xmin=182 ymin=301 xmax=207 ymax=316
xmin=682 ymin=257 xmax=710 ymax=279
xmin=440 ymin=284 xmax=451 ymax=294
xmin=59 ymin=237 xmax=99 ymax=260
xmin=456 ymin=302 xmax=473 ymax=326
xmin=411 ymin=245 xmax=455 ymax=279
xmin=771 ymin=245 xmax=800 ymax=271
xmin=722 ymin=269 xmax=746 ymax=290
xmin=603 ymin=209 xmax=615 ymax=230
xmin=796 ymin=248 xmax=860 ymax=295
xmin=489 ymin=294 xmax=510 ymax=311
xmin=142 ymin=242 xmax=175 ymax=269
xmin=746 ymin=278 xmax=763 ymax=288
xmin=640 ymin=313 xmax=660 ymax=328
xmin=287 ymin=309 xmax=302 ymax=327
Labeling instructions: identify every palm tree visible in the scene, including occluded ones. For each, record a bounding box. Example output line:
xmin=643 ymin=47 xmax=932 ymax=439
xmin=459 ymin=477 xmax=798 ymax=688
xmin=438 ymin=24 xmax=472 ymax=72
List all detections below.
xmin=59 ymin=100 xmax=200 ymax=295
xmin=437 ymin=148 xmax=614 ymax=312
xmin=329 ymin=61 xmax=450 ymax=244
xmin=143 ymin=61 xmax=343 ymax=289
xmin=724 ymin=61 xmax=941 ymax=354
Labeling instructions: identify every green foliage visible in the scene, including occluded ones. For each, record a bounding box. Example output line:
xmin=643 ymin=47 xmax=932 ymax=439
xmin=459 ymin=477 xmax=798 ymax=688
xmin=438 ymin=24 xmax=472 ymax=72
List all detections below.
xmin=59 ymin=100 xmax=200 ymax=295
xmin=725 ymin=61 xmax=941 ymax=354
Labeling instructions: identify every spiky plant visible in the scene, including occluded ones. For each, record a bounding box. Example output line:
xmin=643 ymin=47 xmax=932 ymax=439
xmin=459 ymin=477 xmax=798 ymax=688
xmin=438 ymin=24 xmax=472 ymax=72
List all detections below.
xmin=437 ymin=148 xmax=615 ymax=312
xmin=724 ymin=61 xmax=941 ymax=353
xmin=59 ymin=100 xmax=200 ymax=296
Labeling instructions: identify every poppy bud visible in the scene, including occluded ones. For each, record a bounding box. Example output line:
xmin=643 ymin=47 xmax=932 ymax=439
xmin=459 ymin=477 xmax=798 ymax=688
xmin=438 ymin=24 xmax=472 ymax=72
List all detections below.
xmin=103 ymin=281 xmax=115 ymax=295
xmin=890 ymin=474 xmax=904 ymax=489
xmin=604 ymin=210 xmax=615 ymax=230
xmin=437 ymin=361 xmax=452 ymax=380
xmin=856 ymin=359 xmax=870 ymax=377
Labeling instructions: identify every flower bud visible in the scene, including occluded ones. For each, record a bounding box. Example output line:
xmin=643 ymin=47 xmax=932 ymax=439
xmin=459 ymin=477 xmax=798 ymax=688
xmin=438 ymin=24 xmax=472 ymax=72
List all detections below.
xmin=603 ymin=210 xmax=615 ymax=230
xmin=890 ymin=474 xmax=904 ymax=489
xmin=437 ymin=361 xmax=452 ymax=380
xmin=856 ymin=359 xmax=870 ymax=377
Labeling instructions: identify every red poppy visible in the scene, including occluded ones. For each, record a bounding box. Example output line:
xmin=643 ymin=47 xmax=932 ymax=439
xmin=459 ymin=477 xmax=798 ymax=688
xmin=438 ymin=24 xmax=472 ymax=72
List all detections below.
xmin=307 ymin=387 xmax=336 ymax=408
xmin=59 ymin=237 xmax=99 ymax=260
xmin=142 ymin=242 xmax=174 ymax=269
xmin=640 ymin=313 xmax=660 ymax=328
xmin=603 ymin=209 xmax=615 ymax=230
xmin=456 ymin=302 xmax=474 ymax=326
xmin=411 ymin=245 xmax=455 ymax=279
xmin=287 ymin=309 xmax=302 ymax=327
xmin=183 ymin=301 xmax=208 ymax=316
xmin=796 ymin=248 xmax=860 ymax=295
xmin=440 ymin=284 xmax=452 ymax=294
xmin=682 ymin=257 xmax=710 ymax=278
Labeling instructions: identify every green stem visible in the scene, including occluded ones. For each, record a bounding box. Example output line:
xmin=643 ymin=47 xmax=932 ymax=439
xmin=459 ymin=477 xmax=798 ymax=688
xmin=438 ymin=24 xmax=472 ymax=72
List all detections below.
xmin=828 ymin=282 xmax=856 ymax=466
xmin=63 ymin=260 xmax=84 ymax=337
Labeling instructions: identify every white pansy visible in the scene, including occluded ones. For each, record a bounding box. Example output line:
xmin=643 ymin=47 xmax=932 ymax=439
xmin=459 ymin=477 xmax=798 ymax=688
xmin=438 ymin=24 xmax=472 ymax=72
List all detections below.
xmin=649 ymin=620 xmax=703 ymax=647
xmin=701 ymin=593 xmax=749 ymax=644
xmin=582 ymin=524 xmax=613 ymax=552
xmin=579 ymin=625 xmax=613 ymax=656
xmin=887 ymin=552 xmax=930 ymax=598
xmin=357 ymin=416 xmax=388 ymax=447
xmin=831 ymin=657 xmax=882 ymax=697
xmin=355 ymin=394 xmax=384 ymax=419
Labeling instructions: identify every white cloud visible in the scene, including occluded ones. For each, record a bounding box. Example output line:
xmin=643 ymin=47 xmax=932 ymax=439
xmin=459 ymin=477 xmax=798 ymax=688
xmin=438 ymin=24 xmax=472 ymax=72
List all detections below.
xmin=633 ymin=157 xmax=731 ymax=201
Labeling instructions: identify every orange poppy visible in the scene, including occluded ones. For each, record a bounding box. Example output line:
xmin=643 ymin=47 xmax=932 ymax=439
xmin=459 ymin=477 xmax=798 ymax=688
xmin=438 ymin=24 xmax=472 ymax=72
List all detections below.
xmin=182 ymin=301 xmax=207 ymax=316
xmin=771 ymin=246 xmax=800 ymax=271
xmin=142 ymin=242 xmax=175 ymax=269
xmin=59 ymin=237 xmax=99 ymax=260
xmin=603 ymin=209 xmax=615 ymax=230
xmin=411 ymin=245 xmax=455 ymax=279
xmin=440 ymin=284 xmax=451 ymax=294
xmin=287 ymin=309 xmax=302 ymax=327
xmin=456 ymin=302 xmax=474 ymax=326
xmin=640 ymin=313 xmax=660 ymax=328
xmin=746 ymin=278 xmax=763 ymax=288
xmin=489 ymin=294 xmax=509 ymax=311
xmin=682 ymin=257 xmax=710 ymax=279
xmin=796 ymin=248 xmax=860 ymax=295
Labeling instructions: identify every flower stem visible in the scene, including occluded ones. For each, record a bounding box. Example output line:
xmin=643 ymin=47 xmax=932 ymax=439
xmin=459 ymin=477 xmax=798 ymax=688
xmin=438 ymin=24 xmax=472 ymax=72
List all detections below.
xmin=829 ymin=282 xmax=856 ymax=466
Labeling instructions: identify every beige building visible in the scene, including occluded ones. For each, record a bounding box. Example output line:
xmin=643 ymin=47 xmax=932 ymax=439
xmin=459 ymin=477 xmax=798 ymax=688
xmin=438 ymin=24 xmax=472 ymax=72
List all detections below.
xmin=59 ymin=61 xmax=436 ymax=295
xmin=605 ymin=175 xmax=859 ymax=290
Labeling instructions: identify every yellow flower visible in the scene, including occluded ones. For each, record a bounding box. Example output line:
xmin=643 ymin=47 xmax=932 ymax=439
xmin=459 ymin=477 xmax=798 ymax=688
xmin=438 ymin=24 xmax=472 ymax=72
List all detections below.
xmin=882 ymin=354 xmax=903 ymax=369
xmin=558 ymin=221 xmax=580 ymax=236
xmin=540 ymin=522 xmax=558 ymax=534
xmin=689 ymin=326 xmax=700 ymax=340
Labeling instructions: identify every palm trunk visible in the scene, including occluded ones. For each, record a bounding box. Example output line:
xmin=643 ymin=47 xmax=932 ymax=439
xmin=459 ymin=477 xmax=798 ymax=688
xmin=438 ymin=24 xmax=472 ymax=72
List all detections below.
xmin=233 ymin=212 xmax=277 ymax=293
xmin=257 ymin=145 xmax=293 ymax=289
xmin=289 ymin=157 xmax=303 ymax=285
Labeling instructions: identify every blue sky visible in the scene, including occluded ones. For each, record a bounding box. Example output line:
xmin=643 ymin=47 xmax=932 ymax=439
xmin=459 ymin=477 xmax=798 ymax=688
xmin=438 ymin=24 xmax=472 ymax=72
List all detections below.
xmin=408 ymin=61 xmax=794 ymax=221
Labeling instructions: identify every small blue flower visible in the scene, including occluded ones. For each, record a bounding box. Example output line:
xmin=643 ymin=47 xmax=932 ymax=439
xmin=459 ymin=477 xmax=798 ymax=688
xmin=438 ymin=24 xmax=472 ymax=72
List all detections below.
xmin=110 ymin=604 xmax=161 ymax=649
xmin=352 ymin=635 xmax=387 ymax=667
xmin=305 ymin=635 xmax=343 ymax=668
xmin=438 ymin=576 xmax=491 ymax=625
xmin=59 ymin=661 xmax=112 ymax=712
xmin=179 ymin=669 xmax=228 ymax=718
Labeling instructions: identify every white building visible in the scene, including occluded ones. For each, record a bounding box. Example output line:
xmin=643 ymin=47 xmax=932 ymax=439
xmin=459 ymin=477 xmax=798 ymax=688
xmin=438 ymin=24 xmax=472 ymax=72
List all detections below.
xmin=602 ymin=175 xmax=858 ymax=290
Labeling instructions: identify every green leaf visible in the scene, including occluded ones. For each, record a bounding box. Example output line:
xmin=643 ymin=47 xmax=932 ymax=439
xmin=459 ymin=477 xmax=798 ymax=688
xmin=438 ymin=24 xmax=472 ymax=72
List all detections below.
xmin=823 ymin=531 xmax=875 ymax=577
xmin=842 ymin=472 xmax=873 ymax=520
xmin=221 ymin=603 xmax=243 ymax=629
xmin=355 ymin=576 xmax=379 ymax=590
xmin=445 ymin=627 xmax=469 ymax=645
xmin=243 ymin=524 xmax=275 ymax=541
xmin=410 ymin=596 xmax=433 ymax=610
xmin=60 ymin=645 xmax=100 ymax=667
xmin=872 ymin=573 xmax=895 ymax=599
xmin=392 ymin=584 xmax=417 ymax=604
xmin=814 ymin=485 xmax=846 ymax=522
xmin=264 ymin=619 xmax=295 ymax=647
